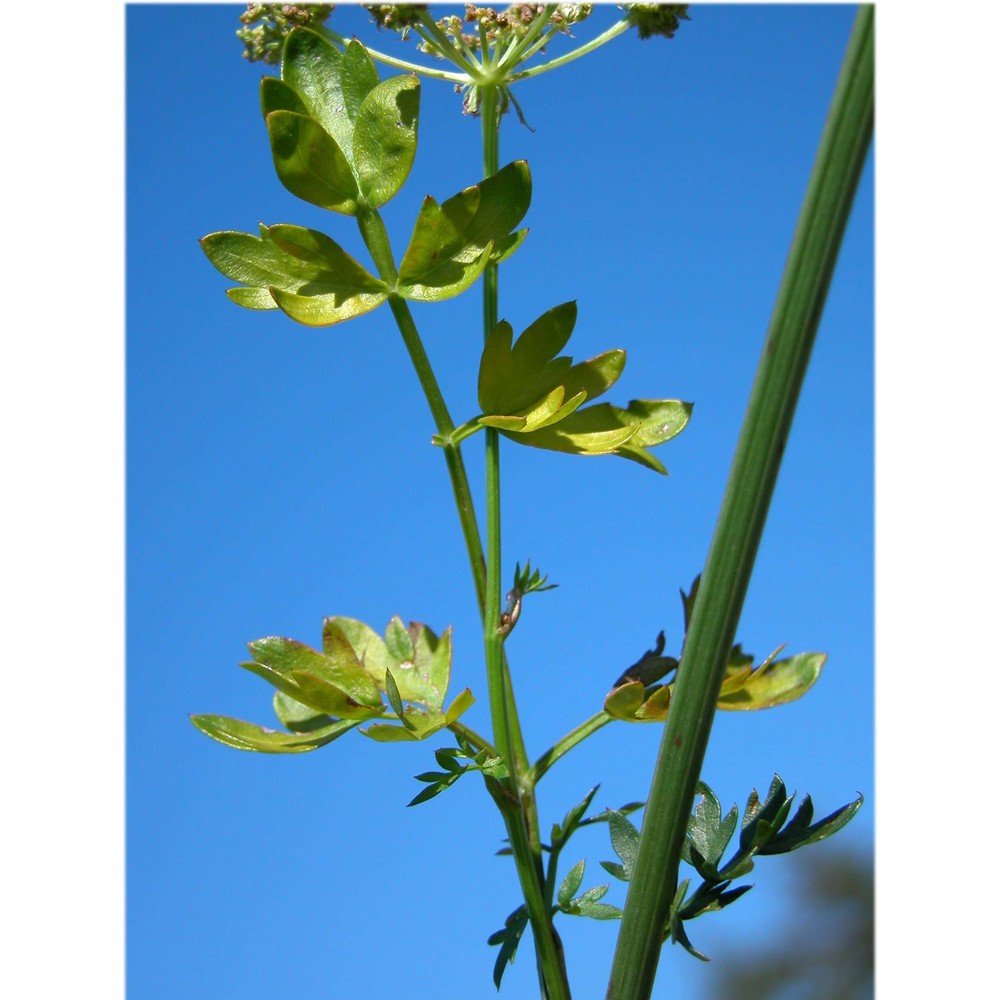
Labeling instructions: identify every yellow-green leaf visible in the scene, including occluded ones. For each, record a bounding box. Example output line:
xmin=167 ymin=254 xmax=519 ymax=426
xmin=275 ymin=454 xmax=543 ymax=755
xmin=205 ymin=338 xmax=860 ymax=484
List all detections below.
xmin=190 ymin=713 xmax=358 ymax=753
xmin=717 ymin=652 xmax=826 ymax=710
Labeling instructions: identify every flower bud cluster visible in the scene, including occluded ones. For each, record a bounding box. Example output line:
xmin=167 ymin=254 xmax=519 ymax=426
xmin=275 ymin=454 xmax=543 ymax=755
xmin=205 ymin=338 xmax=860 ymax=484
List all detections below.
xmin=624 ymin=3 xmax=690 ymax=41
xmin=364 ymin=4 xmax=429 ymax=36
xmin=237 ymin=3 xmax=335 ymax=64
xmin=417 ymin=3 xmax=594 ymax=59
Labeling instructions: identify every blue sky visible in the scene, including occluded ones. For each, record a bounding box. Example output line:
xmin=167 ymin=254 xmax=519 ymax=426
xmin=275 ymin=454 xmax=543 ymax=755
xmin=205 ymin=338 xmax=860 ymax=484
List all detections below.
xmin=124 ymin=5 xmax=873 ymax=997
xmin=127 ymin=5 xmax=876 ymax=1000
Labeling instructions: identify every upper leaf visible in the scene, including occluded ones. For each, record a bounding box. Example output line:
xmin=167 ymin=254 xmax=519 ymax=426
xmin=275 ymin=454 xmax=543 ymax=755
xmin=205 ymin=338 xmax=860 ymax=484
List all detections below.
xmin=273 ymin=30 xmax=416 ymax=210
xmin=200 ymin=224 xmax=387 ymax=324
xmin=246 ymin=633 xmax=383 ymax=710
xmin=281 ymin=28 xmax=355 ymax=156
xmin=260 ymin=76 xmax=308 ymax=117
xmin=324 ymin=616 xmax=394 ymax=684
xmin=265 ymin=110 xmax=360 ymax=213
xmin=353 ymin=75 xmax=420 ymax=208
xmin=396 ymin=160 xmax=531 ymax=300
xmin=272 ymin=691 xmax=335 ymax=733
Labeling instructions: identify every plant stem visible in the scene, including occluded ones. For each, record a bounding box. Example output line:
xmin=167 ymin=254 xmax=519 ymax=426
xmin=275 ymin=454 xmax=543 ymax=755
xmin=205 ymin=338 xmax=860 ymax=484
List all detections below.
xmin=605 ymin=9 xmax=874 ymax=999
xmin=495 ymin=4 xmax=557 ymax=71
xmin=447 ymin=720 xmax=496 ymax=757
xmin=355 ymin=207 xmax=490 ymax=616
xmin=529 ymin=711 xmax=614 ymax=786
xmin=416 ymin=10 xmax=483 ymax=77
xmin=317 ymin=25 xmax=468 ymax=82
xmin=478 ymin=82 xmax=571 ymax=1000
xmin=512 ymin=17 xmax=631 ymax=82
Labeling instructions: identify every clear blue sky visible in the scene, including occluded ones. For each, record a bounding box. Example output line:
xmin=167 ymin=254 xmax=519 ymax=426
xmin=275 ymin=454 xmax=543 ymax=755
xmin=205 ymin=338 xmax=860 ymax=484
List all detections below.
xmin=127 ymin=5 xmax=872 ymax=998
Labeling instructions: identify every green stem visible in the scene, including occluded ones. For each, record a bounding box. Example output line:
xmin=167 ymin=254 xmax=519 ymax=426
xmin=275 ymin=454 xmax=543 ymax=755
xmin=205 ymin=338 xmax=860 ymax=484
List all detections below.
xmin=515 ymin=25 xmax=564 ymax=68
xmin=605 ymin=9 xmax=874 ymax=999
xmin=436 ymin=416 xmax=484 ymax=448
xmin=447 ymin=720 xmax=496 ymax=757
xmin=388 ymin=296 xmax=488 ymax=616
xmin=529 ymin=711 xmax=614 ymax=786
xmin=495 ymin=4 xmax=557 ymax=71
xmin=478 ymin=84 xmax=570 ymax=1000
xmin=416 ymin=10 xmax=484 ymax=77
xmin=355 ymin=207 xmax=489 ymax=616
xmin=512 ymin=18 xmax=631 ymax=82
xmin=318 ymin=25 xmax=468 ymax=82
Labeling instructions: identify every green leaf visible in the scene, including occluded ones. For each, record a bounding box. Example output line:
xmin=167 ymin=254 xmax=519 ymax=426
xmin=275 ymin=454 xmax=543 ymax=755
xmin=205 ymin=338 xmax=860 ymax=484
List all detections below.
xmin=600 ymin=859 xmax=628 ymax=882
xmin=507 ymin=398 xmax=692 ymax=473
xmin=324 ymin=616 xmax=394 ymax=686
xmin=504 ymin=402 xmax=640 ymax=455
xmin=608 ymin=811 xmax=641 ymax=879
xmin=687 ymin=783 xmax=738 ymax=868
xmin=402 ymin=622 xmax=453 ymax=711
xmin=558 ymin=859 xmax=586 ymax=907
xmin=443 ymin=687 xmax=475 ymax=725
xmin=739 ymin=776 xmax=792 ymax=853
xmin=574 ymin=898 xmax=623 ymax=920
xmin=201 ymin=230 xmax=305 ymax=292
xmin=266 ymin=225 xmax=380 ymax=287
xmin=680 ymin=576 xmax=700 ymax=632
xmin=491 ymin=228 xmax=528 ymax=264
xmin=248 ymin=634 xmax=382 ymax=708
xmin=551 ymin=785 xmax=600 ymax=851
xmin=358 ymin=720 xmax=421 ymax=743
xmin=325 ymin=616 xmax=455 ymax=712
xmin=477 ymin=414 xmax=528 ymax=432
xmin=478 ymin=302 xmax=577 ymax=415
xmin=202 ymin=225 xmax=386 ymax=322
xmin=395 ymin=243 xmax=493 ymax=303
xmin=384 ymin=666 xmax=413 ymax=726
xmin=397 ymin=160 xmax=531 ymax=294
xmin=281 ymin=27 xmax=353 ymax=156
xmin=260 ymin=76 xmax=308 ymax=117
xmin=498 ymin=302 xmax=577 ymax=404
xmin=265 ymin=110 xmax=359 ymax=213
xmin=340 ymin=39 xmax=380 ymax=123
xmin=716 ymin=651 xmax=826 ymax=710
xmin=384 ymin=615 xmax=415 ymax=663
xmin=240 ymin=657 xmax=329 ymax=713
xmin=287 ymin=670 xmax=385 ymax=720
xmin=604 ymin=680 xmax=646 ymax=720
xmin=268 ymin=285 xmax=387 ymax=326
xmin=406 ymin=771 xmax=461 ymax=807
xmin=604 ymin=680 xmax=671 ymax=722
xmin=353 ymin=75 xmax=420 ymax=207
xmin=758 ymin=793 xmax=863 ymax=855
xmin=359 ymin=688 xmax=473 ymax=743
xmin=634 ymin=685 xmax=671 ymax=721
xmin=570 ymin=884 xmax=619 ymax=920
xmin=489 ymin=906 xmax=529 ymax=990
xmin=578 ymin=801 xmax=645 ymax=829
xmin=623 ymin=399 xmax=694 ymax=448
xmin=225 ymin=286 xmax=276 ymax=310
xmin=434 ymin=747 xmax=465 ymax=773
xmin=272 ymin=691 xmax=334 ymax=733
xmin=190 ymin=713 xmax=357 ymax=753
